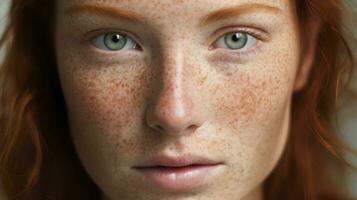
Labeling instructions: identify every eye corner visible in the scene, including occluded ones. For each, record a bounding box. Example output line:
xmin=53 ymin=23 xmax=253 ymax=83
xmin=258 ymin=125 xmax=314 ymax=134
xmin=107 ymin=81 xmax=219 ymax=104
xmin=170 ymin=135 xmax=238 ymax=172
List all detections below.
xmin=133 ymin=43 xmax=143 ymax=51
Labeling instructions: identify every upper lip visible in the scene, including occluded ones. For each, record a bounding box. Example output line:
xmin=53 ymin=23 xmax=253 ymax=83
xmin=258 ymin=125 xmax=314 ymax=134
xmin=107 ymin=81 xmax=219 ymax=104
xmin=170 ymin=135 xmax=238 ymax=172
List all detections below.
xmin=132 ymin=153 xmax=224 ymax=168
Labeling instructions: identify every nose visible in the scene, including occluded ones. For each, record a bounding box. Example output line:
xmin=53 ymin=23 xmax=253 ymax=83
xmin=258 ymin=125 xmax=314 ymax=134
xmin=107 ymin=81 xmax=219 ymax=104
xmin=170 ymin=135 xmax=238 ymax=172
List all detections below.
xmin=145 ymin=48 xmax=206 ymax=137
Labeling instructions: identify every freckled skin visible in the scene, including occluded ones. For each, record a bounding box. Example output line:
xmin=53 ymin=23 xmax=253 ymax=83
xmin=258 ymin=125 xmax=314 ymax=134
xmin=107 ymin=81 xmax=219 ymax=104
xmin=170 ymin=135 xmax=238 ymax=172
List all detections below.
xmin=54 ymin=0 xmax=314 ymax=199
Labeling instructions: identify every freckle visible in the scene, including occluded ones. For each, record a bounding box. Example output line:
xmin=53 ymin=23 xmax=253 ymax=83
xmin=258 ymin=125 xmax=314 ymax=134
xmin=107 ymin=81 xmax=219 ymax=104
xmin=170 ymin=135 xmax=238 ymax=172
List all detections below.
xmin=130 ymin=87 xmax=135 ymax=94
xmin=115 ymin=141 xmax=120 ymax=149
xmin=87 ymin=80 xmax=96 ymax=88
xmin=238 ymin=89 xmax=257 ymax=116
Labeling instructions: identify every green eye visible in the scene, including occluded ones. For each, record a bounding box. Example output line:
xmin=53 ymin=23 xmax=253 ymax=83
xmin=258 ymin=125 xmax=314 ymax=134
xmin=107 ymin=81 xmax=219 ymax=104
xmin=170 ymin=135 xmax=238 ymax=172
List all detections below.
xmin=91 ymin=32 xmax=138 ymax=51
xmin=214 ymin=31 xmax=257 ymax=50
xmin=104 ymin=33 xmax=127 ymax=50
xmin=224 ymin=33 xmax=248 ymax=49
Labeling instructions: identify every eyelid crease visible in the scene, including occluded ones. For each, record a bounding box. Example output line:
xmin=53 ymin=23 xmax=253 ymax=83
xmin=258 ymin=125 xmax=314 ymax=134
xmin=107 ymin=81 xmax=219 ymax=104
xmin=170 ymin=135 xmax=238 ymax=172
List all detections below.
xmin=208 ymin=27 xmax=265 ymax=59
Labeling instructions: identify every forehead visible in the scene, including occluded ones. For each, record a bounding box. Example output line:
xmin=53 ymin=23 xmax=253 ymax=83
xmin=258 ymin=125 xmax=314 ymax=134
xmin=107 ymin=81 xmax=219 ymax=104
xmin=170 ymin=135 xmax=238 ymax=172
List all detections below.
xmin=57 ymin=0 xmax=291 ymax=20
xmin=66 ymin=0 xmax=289 ymax=6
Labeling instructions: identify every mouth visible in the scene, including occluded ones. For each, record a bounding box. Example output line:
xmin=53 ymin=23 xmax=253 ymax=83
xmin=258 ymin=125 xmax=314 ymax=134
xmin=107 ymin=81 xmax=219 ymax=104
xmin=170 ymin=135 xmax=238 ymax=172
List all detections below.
xmin=131 ymin=153 xmax=225 ymax=192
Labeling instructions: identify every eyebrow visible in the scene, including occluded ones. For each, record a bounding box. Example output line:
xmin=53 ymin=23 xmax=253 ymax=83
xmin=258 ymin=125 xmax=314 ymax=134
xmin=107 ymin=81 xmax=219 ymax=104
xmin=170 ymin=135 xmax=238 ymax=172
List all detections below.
xmin=200 ymin=3 xmax=283 ymax=26
xmin=65 ymin=4 xmax=146 ymax=24
xmin=65 ymin=3 xmax=282 ymax=26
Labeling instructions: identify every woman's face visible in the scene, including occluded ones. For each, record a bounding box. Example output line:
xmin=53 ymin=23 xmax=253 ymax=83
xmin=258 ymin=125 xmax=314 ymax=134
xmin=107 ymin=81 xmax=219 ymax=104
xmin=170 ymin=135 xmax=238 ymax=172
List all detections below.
xmin=55 ymin=0 xmax=308 ymax=199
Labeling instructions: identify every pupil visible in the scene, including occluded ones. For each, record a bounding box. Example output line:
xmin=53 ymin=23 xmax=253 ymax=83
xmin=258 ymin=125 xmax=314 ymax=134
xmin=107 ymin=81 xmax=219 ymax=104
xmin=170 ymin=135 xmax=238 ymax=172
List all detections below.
xmin=232 ymin=34 xmax=240 ymax=42
xmin=112 ymin=35 xmax=120 ymax=43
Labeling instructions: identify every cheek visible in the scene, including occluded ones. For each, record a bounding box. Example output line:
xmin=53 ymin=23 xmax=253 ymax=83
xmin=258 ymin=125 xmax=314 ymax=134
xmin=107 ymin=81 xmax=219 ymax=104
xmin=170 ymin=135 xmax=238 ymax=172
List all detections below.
xmin=56 ymin=48 xmax=152 ymax=154
xmin=212 ymin=65 xmax=294 ymax=132
xmin=211 ymin=20 xmax=299 ymax=133
xmin=63 ymin=68 xmax=145 ymax=127
xmin=207 ymin=27 xmax=299 ymax=184
xmin=56 ymin=55 xmax=154 ymax=188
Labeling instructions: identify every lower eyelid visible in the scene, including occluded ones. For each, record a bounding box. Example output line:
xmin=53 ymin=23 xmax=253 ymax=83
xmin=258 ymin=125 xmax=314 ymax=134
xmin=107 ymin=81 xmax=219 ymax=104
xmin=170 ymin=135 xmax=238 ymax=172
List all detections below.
xmin=230 ymin=41 xmax=262 ymax=56
xmin=214 ymin=40 xmax=263 ymax=58
xmin=80 ymin=42 xmax=142 ymax=63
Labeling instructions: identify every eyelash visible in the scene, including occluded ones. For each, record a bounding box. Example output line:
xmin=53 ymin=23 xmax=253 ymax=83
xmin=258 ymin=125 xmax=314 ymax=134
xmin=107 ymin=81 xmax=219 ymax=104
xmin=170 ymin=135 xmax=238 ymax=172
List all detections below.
xmin=84 ymin=29 xmax=141 ymax=52
xmin=210 ymin=26 xmax=265 ymax=57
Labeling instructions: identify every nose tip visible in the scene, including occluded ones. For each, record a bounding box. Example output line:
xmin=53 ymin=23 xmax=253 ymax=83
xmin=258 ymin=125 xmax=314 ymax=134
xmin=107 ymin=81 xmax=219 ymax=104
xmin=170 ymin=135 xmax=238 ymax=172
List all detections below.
xmin=145 ymin=95 xmax=205 ymax=136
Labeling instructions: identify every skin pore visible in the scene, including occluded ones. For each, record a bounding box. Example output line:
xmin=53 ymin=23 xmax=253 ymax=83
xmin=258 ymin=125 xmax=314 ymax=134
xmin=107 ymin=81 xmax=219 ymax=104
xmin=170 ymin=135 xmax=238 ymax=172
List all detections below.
xmin=54 ymin=0 xmax=318 ymax=199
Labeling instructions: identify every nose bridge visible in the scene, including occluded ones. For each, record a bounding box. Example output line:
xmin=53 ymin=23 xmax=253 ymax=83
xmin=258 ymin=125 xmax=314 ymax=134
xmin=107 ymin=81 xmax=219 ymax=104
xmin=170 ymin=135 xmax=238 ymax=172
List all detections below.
xmin=161 ymin=48 xmax=185 ymax=116
xmin=146 ymin=45 xmax=205 ymax=136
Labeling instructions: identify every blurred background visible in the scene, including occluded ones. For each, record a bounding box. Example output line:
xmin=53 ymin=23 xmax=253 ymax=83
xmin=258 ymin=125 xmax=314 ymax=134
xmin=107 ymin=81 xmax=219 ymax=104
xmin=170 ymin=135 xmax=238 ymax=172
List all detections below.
xmin=0 ymin=0 xmax=9 ymax=63
xmin=0 ymin=0 xmax=356 ymax=199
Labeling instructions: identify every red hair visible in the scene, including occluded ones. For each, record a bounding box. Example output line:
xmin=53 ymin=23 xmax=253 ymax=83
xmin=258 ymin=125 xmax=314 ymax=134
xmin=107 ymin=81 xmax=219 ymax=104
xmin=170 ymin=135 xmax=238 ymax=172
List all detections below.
xmin=0 ymin=0 xmax=356 ymax=199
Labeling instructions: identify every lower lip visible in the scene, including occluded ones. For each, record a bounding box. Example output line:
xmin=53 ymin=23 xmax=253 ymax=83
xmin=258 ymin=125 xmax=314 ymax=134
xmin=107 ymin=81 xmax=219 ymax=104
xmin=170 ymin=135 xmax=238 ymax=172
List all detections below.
xmin=132 ymin=164 xmax=224 ymax=192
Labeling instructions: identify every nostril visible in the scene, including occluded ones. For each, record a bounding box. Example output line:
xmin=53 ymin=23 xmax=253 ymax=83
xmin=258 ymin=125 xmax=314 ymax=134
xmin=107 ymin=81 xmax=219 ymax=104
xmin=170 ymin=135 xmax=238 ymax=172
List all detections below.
xmin=156 ymin=125 xmax=164 ymax=132
xmin=187 ymin=125 xmax=196 ymax=131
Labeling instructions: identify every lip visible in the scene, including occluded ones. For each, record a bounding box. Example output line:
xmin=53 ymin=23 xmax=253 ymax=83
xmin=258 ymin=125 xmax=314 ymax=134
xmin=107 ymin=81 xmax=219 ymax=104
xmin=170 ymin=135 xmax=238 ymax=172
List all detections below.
xmin=131 ymin=153 xmax=225 ymax=192
xmin=132 ymin=153 xmax=224 ymax=167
